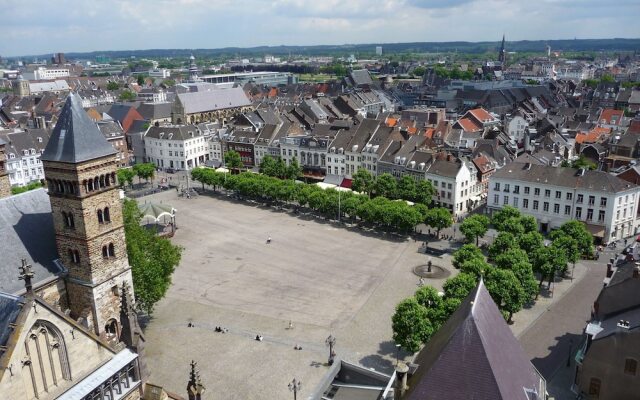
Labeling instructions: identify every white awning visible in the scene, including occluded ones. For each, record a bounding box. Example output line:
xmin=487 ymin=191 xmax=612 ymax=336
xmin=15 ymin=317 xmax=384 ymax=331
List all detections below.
xmin=57 ymin=348 xmax=139 ymax=400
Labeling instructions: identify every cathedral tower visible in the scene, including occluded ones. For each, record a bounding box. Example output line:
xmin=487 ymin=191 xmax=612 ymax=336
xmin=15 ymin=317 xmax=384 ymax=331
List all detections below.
xmin=12 ymin=74 xmax=31 ymax=97
xmin=0 ymin=138 xmax=11 ymax=198
xmin=41 ymin=93 xmax=134 ymax=337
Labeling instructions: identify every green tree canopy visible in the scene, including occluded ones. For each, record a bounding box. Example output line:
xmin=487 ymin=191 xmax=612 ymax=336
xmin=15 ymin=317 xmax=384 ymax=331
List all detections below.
xmin=123 ymin=199 xmax=182 ymax=314
xmin=224 ymin=150 xmax=244 ymax=173
xmin=117 ymin=168 xmax=135 ymax=188
xmin=424 ymin=207 xmax=452 ymax=237
xmin=517 ymin=231 xmax=544 ymax=254
xmin=373 ymin=173 xmax=397 ymax=199
xmin=106 ymin=81 xmax=119 ymax=90
xmin=132 ymin=163 xmax=155 ymax=183
xmin=443 ymin=272 xmax=478 ymax=301
xmin=452 ymin=244 xmax=485 ymax=269
xmin=460 ymin=257 xmax=492 ymax=278
xmin=459 ymin=214 xmax=490 ymax=245
xmin=550 ymin=220 xmax=593 ymax=257
xmin=119 ymin=89 xmax=137 ymax=102
xmin=488 ymin=232 xmax=518 ymax=259
xmin=352 ymin=168 xmax=374 ymax=196
xmin=391 ymin=298 xmax=434 ymax=353
xmin=485 ymin=268 xmax=527 ymax=323
xmin=397 ymin=176 xmax=417 ymax=202
xmin=491 ymin=206 xmax=522 ymax=231
xmin=286 ymin=157 xmax=302 ymax=180
xmin=414 ymin=180 xmax=435 ymax=205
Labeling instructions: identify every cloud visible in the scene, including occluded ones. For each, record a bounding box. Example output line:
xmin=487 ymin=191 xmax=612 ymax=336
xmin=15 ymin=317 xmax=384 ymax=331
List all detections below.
xmin=1 ymin=0 xmax=638 ymax=57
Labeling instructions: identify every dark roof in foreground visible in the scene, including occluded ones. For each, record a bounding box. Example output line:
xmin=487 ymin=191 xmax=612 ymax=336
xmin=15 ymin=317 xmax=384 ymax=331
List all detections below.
xmin=0 ymin=189 xmax=63 ymax=294
xmin=0 ymin=293 xmax=24 ymax=351
xmin=41 ymin=93 xmax=117 ymax=163
xmin=493 ymin=162 xmax=638 ymax=193
xmin=404 ymin=280 xmax=544 ymax=400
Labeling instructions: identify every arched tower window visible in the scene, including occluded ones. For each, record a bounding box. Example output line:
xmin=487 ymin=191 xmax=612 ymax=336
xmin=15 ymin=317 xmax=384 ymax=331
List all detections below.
xmin=102 ymin=245 xmax=108 ymax=258
xmin=21 ymin=320 xmax=71 ymax=399
xmin=97 ymin=209 xmax=104 ymax=224
xmin=108 ymin=243 xmax=115 ymax=257
xmin=94 ymin=176 xmax=99 ymax=190
xmin=102 ymin=243 xmax=116 ymax=258
xmin=68 ymin=249 xmax=80 ymax=264
xmin=104 ymin=207 xmax=111 ymax=222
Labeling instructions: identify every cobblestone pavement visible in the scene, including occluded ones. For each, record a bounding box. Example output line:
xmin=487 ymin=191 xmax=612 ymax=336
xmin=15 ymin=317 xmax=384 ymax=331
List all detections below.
xmin=138 ymin=190 xmax=601 ymax=399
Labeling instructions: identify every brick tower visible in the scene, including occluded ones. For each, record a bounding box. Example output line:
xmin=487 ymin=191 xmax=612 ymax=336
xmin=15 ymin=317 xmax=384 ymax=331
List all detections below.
xmin=0 ymin=138 xmax=10 ymax=198
xmin=41 ymin=93 xmax=134 ymax=337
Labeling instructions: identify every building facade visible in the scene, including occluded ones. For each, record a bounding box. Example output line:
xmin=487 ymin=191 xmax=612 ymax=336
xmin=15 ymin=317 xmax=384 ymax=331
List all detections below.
xmin=0 ymin=129 xmax=50 ymax=187
xmin=488 ymin=163 xmax=640 ymax=243
xmin=145 ymin=125 xmax=210 ymax=170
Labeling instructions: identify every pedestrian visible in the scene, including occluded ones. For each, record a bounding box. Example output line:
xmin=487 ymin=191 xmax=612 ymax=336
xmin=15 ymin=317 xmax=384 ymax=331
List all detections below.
xmin=288 ymin=320 xmax=294 ymax=330
xmin=267 ymin=236 xmax=271 ymax=244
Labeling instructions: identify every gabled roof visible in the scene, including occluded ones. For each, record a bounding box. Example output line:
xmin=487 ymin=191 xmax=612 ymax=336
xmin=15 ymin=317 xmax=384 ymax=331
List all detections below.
xmin=41 ymin=93 xmax=116 ymax=163
xmin=176 ymin=87 xmax=251 ymax=114
xmin=405 ymin=280 xmax=544 ymax=400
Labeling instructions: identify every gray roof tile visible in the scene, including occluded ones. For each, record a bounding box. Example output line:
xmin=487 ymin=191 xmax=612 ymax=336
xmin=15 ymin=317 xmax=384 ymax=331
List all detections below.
xmin=41 ymin=93 xmax=117 ymax=163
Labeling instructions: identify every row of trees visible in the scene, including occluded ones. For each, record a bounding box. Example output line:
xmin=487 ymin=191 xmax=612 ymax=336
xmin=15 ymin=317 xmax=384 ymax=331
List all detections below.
xmin=351 ymin=169 xmax=435 ymax=205
xmin=259 ymin=155 xmax=302 ymax=180
xmin=392 ymin=206 xmax=593 ymax=352
xmin=191 ymin=167 xmax=452 ymax=235
xmin=117 ymin=163 xmax=156 ymax=187
xmin=123 ymin=199 xmax=182 ymax=314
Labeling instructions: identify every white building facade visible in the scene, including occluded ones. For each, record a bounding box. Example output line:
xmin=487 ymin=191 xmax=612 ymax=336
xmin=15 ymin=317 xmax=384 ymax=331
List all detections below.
xmin=144 ymin=125 xmax=210 ymax=170
xmin=488 ymin=163 xmax=640 ymax=244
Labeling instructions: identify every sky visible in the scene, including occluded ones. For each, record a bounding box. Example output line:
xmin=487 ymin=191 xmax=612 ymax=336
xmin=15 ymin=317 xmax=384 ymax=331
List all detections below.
xmin=2 ymin=0 xmax=639 ymax=57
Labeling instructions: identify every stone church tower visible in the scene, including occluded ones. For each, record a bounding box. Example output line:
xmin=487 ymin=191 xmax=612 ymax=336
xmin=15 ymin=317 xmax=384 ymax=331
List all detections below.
xmin=12 ymin=74 xmax=31 ymax=97
xmin=40 ymin=93 xmax=134 ymax=337
xmin=0 ymin=138 xmax=11 ymax=198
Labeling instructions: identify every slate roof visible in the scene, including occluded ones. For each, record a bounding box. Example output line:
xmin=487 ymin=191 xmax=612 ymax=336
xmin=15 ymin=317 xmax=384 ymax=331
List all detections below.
xmin=146 ymin=125 xmax=203 ymax=141
xmin=425 ymin=159 xmax=460 ymax=178
xmin=349 ymin=70 xmax=373 ymax=87
xmin=594 ymin=261 xmax=640 ymax=319
xmin=493 ymin=163 xmax=637 ymax=193
xmin=136 ymin=102 xmax=172 ymax=120
xmin=405 ymin=280 xmax=544 ymax=400
xmin=177 ymin=87 xmax=251 ymax=114
xmin=0 ymin=293 xmax=24 ymax=352
xmin=0 ymin=189 xmax=62 ymax=294
xmin=41 ymin=93 xmax=117 ymax=163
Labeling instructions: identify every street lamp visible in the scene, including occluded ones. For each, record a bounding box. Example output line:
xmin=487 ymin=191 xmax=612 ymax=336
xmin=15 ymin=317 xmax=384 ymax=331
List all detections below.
xmin=395 ymin=343 xmax=401 ymax=366
xmin=326 ymin=334 xmax=336 ymax=365
xmin=288 ymin=378 xmax=301 ymax=400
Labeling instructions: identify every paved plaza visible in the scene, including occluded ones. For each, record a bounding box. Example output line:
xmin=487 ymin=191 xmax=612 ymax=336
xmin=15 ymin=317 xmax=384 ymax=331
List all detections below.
xmin=141 ymin=190 xmax=450 ymax=399
xmin=138 ymin=189 xmax=601 ymax=400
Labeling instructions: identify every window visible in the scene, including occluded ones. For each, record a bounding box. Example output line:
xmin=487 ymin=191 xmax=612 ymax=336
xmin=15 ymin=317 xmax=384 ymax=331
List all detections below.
xmin=97 ymin=209 xmax=104 ymax=224
xmin=504 ymin=183 xmax=510 ymax=192
xmin=448 ymin=183 xmax=452 ymax=190
xmin=566 ymin=192 xmax=573 ymax=201
xmin=534 ymin=188 xmax=540 ymax=196
xmin=588 ymin=378 xmax=601 ymax=397
xmin=576 ymin=207 xmax=582 ymax=219
xmin=624 ymin=359 xmax=638 ymax=375
xmin=441 ymin=182 xmax=446 ymax=188
xmin=524 ymin=186 xmax=530 ymax=195
xmin=554 ymin=203 xmax=560 ymax=214
xmin=617 ymin=210 xmax=620 ymax=220
xmin=577 ymin=194 xmax=584 ymax=203
xmin=523 ymin=199 xmax=529 ymax=208
xmin=503 ymin=195 xmax=509 ymax=205
xmin=544 ymin=189 xmax=550 ymax=197
xmin=494 ymin=194 xmax=499 ymax=205
xmin=102 ymin=243 xmax=116 ymax=258
xmin=600 ymin=197 xmax=607 ymax=207
xmin=514 ymin=185 xmax=520 ymax=194
xmin=533 ymin=200 xmax=539 ymax=210
xmin=543 ymin=202 xmax=549 ymax=212
xmin=587 ymin=209 xmax=594 ymax=221
xmin=565 ymin=205 xmax=571 ymax=215
xmin=68 ymin=249 xmax=80 ymax=264
xmin=555 ymin=191 xmax=561 ymax=199
xmin=104 ymin=207 xmax=111 ymax=222
xmin=598 ymin=210 xmax=605 ymax=222
xmin=588 ymin=196 xmax=595 ymax=206
xmin=62 ymin=212 xmax=74 ymax=229
xmin=513 ymin=197 xmax=518 ymax=207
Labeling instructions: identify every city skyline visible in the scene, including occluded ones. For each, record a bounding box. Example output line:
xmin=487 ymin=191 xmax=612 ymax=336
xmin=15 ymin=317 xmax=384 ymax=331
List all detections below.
xmin=3 ymin=0 xmax=640 ymax=57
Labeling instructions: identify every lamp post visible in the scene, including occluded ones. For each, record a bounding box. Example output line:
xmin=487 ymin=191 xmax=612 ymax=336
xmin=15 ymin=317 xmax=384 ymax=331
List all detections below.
xmin=395 ymin=343 xmax=401 ymax=366
xmin=326 ymin=334 xmax=336 ymax=365
xmin=288 ymin=378 xmax=301 ymax=400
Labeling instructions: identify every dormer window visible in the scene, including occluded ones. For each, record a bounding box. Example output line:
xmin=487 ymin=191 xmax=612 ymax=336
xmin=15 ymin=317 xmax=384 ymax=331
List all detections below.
xmin=30 ymin=149 xmax=36 ymax=155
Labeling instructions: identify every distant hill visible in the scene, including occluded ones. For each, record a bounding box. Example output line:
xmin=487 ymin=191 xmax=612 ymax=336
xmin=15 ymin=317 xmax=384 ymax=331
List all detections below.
xmin=22 ymin=38 xmax=640 ymax=60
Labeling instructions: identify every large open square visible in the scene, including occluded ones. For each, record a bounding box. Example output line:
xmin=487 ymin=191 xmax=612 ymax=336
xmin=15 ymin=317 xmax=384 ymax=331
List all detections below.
xmin=141 ymin=189 xmax=444 ymax=399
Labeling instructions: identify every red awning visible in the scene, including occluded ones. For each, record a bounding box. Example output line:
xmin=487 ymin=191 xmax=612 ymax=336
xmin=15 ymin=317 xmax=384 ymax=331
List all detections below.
xmin=340 ymin=178 xmax=353 ymax=189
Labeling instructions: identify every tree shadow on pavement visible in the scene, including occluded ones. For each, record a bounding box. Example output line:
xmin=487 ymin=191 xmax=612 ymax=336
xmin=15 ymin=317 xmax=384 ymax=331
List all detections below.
xmin=530 ymin=332 xmax=583 ymax=384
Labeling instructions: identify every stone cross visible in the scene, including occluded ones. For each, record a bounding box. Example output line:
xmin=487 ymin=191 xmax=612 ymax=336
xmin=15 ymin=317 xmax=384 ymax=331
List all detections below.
xmin=18 ymin=259 xmax=34 ymax=295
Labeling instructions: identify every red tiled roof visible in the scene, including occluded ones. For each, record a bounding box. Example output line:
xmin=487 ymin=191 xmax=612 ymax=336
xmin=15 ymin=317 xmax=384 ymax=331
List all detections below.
xmin=599 ymin=109 xmax=624 ymax=125
xmin=575 ymin=126 xmax=611 ymax=144
xmin=407 ymin=127 xmax=418 ymax=135
xmin=468 ymin=107 xmax=496 ymax=123
xmin=456 ymin=117 xmax=481 ymax=132
xmin=386 ymin=117 xmax=398 ymax=127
